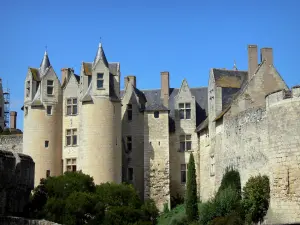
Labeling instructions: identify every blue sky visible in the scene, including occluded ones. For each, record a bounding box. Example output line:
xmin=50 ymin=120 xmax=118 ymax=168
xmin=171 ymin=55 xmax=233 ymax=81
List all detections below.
xmin=0 ymin=0 xmax=299 ymax=130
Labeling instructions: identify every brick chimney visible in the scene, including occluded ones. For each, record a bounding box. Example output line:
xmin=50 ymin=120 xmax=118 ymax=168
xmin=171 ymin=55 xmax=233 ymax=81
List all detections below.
xmin=248 ymin=45 xmax=258 ymax=80
xmin=124 ymin=76 xmax=136 ymax=89
xmin=261 ymin=48 xmax=273 ymax=66
xmin=61 ymin=68 xmax=74 ymax=85
xmin=161 ymin=71 xmax=170 ymax=108
xmin=10 ymin=111 xmax=17 ymax=129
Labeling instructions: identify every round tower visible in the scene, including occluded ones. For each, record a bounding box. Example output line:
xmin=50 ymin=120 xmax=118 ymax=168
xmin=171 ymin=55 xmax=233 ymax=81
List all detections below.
xmin=78 ymin=43 xmax=122 ymax=184
xmin=23 ymin=51 xmax=62 ymax=187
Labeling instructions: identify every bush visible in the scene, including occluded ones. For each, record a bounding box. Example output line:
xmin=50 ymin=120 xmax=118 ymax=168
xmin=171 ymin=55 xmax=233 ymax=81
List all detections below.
xmin=242 ymin=175 xmax=270 ymax=224
xmin=185 ymin=153 xmax=198 ymax=222
xmin=163 ymin=203 xmax=170 ymax=213
xmin=171 ymin=194 xmax=184 ymax=209
xmin=217 ymin=167 xmax=241 ymax=199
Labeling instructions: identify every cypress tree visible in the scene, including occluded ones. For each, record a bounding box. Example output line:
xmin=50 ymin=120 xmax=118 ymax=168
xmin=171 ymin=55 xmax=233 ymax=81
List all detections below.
xmin=185 ymin=153 xmax=198 ymax=222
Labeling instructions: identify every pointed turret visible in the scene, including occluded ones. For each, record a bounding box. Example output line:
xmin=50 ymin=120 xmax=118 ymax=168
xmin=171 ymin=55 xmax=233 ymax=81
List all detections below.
xmin=40 ymin=51 xmax=51 ymax=77
xmin=93 ymin=42 xmax=108 ymax=68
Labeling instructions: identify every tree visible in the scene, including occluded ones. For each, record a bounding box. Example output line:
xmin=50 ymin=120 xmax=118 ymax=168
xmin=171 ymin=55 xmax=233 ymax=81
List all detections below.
xmin=185 ymin=153 xmax=198 ymax=222
xmin=242 ymin=175 xmax=270 ymax=224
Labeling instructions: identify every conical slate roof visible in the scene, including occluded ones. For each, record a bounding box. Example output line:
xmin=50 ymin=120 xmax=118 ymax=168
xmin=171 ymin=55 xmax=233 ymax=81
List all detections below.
xmin=39 ymin=51 xmax=51 ymax=77
xmin=93 ymin=43 xmax=108 ymax=68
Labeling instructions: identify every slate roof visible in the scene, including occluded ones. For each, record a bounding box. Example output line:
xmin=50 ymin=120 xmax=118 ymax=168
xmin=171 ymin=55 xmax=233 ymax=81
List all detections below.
xmin=145 ymin=103 xmax=168 ymax=111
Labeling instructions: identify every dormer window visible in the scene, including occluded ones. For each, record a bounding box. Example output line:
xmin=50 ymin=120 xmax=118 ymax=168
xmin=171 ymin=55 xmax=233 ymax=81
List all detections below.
xmin=47 ymin=80 xmax=54 ymax=95
xmin=97 ymin=73 xmax=104 ymax=89
xmin=179 ymin=103 xmax=191 ymax=119
xmin=154 ymin=111 xmax=159 ymax=118
xmin=26 ymin=81 xmax=30 ymax=97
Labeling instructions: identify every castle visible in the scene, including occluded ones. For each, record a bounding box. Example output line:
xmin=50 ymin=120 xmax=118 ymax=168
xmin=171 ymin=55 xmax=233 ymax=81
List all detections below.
xmin=21 ymin=43 xmax=300 ymax=224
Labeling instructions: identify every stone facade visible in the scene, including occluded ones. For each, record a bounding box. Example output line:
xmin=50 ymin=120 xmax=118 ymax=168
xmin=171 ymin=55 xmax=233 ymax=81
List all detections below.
xmin=0 ymin=135 xmax=23 ymax=153
xmin=21 ymin=43 xmax=300 ymax=222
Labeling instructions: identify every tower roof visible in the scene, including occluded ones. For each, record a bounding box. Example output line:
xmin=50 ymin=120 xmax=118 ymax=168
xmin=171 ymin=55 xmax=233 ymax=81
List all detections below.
xmin=39 ymin=51 xmax=51 ymax=76
xmin=93 ymin=43 xmax=108 ymax=68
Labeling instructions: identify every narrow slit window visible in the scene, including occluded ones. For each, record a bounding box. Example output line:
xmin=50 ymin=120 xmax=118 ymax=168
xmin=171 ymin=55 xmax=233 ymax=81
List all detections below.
xmin=181 ymin=164 xmax=187 ymax=184
xmin=154 ymin=111 xmax=159 ymax=118
xmin=45 ymin=140 xmax=49 ymax=148
xmin=127 ymin=136 xmax=132 ymax=151
xmin=127 ymin=104 xmax=132 ymax=121
xmin=46 ymin=106 xmax=52 ymax=115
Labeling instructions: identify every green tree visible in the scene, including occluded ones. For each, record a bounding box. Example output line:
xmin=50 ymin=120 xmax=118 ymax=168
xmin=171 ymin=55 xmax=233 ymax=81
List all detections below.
xmin=185 ymin=153 xmax=198 ymax=222
xmin=242 ymin=175 xmax=270 ymax=224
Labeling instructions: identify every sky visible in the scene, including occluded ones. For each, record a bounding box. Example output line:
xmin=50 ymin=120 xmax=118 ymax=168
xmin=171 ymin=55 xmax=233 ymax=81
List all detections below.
xmin=0 ymin=0 xmax=300 ymax=130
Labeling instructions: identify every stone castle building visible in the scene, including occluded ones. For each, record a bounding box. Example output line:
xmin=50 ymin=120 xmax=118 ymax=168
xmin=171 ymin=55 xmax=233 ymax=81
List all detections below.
xmin=22 ymin=43 xmax=300 ymax=224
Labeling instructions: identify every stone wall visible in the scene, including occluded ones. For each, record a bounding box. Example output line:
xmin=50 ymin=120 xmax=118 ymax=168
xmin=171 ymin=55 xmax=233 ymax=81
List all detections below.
xmin=0 ymin=217 xmax=60 ymax=225
xmin=0 ymin=135 xmax=23 ymax=153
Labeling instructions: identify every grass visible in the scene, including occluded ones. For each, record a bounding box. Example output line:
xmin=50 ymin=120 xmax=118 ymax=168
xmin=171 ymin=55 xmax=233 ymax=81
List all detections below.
xmin=157 ymin=204 xmax=185 ymax=225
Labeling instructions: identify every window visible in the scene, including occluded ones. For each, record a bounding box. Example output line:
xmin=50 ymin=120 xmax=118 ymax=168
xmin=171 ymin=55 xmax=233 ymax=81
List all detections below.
xmin=45 ymin=140 xmax=49 ymax=148
xmin=26 ymin=81 xmax=30 ymax=97
xmin=127 ymin=136 xmax=132 ymax=151
xmin=25 ymin=107 xmax=28 ymax=116
xmin=97 ymin=73 xmax=104 ymax=89
xmin=46 ymin=106 xmax=52 ymax=115
xmin=179 ymin=103 xmax=191 ymax=119
xmin=88 ymin=76 xmax=92 ymax=87
xmin=127 ymin=104 xmax=132 ymax=121
xmin=46 ymin=170 xmax=50 ymax=178
xmin=210 ymin=156 xmax=215 ymax=176
xmin=47 ymin=80 xmax=54 ymax=95
xmin=0 ymin=107 xmax=2 ymax=117
xmin=66 ymin=98 xmax=78 ymax=115
xmin=181 ymin=164 xmax=187 ymax=184
xmin=66 ymin=129 xmax=77 ymax=146
xmin=66 ymin=158 xmax=77 ymax=172
xmin=128 ymin=168 xmax=133 ymax=181
xmin=179 ymin=135 xmax=192 ymax=152
xmin=154 ymin=111 xmax=159 ymax=118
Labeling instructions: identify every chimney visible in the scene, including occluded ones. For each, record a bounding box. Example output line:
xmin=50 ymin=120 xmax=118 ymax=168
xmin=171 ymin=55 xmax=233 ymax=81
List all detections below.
xmin=61 ymin=68 xmax=74 ymax=85
xmin=248 ymin=45 xmax=258 ymax=80
xmin=124 ymin=76 xmax=136 ymax=89
xmin=10 ymin=111 xmax=17 ymax=129
xmin=161 ymin=71 xmax=170 ymax=108
xmin=261 ymin=48 xmax=273 ymax=66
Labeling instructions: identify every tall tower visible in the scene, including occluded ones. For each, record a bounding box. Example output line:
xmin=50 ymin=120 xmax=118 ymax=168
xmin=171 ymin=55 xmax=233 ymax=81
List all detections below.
xmin=23 ymin=51 xmax=63 ymax=187
xmin=78 ymin=43 xmax=122 ymax=184
xmin=0 ymin=78 xmax=4 ymax=130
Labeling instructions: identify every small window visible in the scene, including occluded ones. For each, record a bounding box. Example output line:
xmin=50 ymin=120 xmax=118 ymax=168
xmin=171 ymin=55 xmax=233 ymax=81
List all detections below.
xmin=46 ymin=106 xmax=52 ymax=115
xmin=154 ymin=111 xmax=159 ymax=118
xmin=128 ymin=168 xmax=133 ymax=181
xmin=179 ymin=134 xmax=192 ymax=152
xmin=127 ymin=136 xmax=132 ymax=151
xmin=46 ymin=170 xmax=50 ymax=178
xmin=88 ymin=76 xmax=92 ymax=87
xmin=66 ymin=129 xmax=77 ymax=146
xmin=179 ymin=103 xmax=191 ymax=119
xmin=47 ymin=80 xmax=54 ymax=95
xmin=97 ymin=73 xmax=104 ymax=89
xmin=45 ymin=140 xmax=49 ymax=148
xmin=181 ymin=164 xmax=187 ymax=184
xmin=66 ymin=158 xmax=77 ymax=172
xmin=0 ymin=107 xmax=2 ymax=117
xmin=210 ymin=156 xmax=215 ymax=176
xmin=66 ymin=98 xmax=78 ymax=115
xmin=26 ymin=81 xmax=30 ymax=97
xmin=127 ymin=104 xmax=132 ymax=121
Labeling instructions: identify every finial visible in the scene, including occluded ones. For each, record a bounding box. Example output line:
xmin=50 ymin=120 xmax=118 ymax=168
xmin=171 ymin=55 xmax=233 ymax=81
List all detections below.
xmin=233 ymin=60 xmax=238 ymax=70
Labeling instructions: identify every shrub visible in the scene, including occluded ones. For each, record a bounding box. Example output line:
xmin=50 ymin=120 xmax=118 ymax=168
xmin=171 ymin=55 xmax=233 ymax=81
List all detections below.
xmin=185 ymin=153 xmax=198 ymax=222
xmin=242 ymin=175 xmax=270 ymax=224
xmin=171 ymin=194 xmax=184 ymax=209
xmin=217 ymin=167 xmax=241 ymax=199
xmin=141 ymin=199 xmax=159 ymax=224
xmin=163 ymin=203 xmax=170 ymax=213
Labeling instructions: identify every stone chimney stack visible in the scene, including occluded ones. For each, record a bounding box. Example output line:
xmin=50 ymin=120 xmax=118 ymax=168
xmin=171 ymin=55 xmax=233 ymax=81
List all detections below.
xmin=161 ymin=71 xmax=170 ymax=108
xmin=261 ymin=48 xmax=273 ymax=66
xmin=10 ymin=111 xmax=17 ymax=129
xmin=61 ymin=68 xmax=74 ymax=85
xmin=248 ymin=45 xmax=258 ymax=80
xmin=124 ymin=76 xmax=136 ymax=89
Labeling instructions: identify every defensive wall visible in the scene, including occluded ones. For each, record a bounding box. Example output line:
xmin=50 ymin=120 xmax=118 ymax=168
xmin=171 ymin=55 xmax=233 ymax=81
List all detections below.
xmin=0 ymin=135 xmax=23 ymax=153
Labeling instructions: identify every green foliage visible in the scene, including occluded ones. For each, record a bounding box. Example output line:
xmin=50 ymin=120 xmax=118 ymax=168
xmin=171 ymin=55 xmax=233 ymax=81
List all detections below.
xmin=217 ymin=167 xmax=241 ymax=199
xmin=163 ymin=203 xmax=170 ymax=213
xmin=141 ymin=199 xmax=159 ymax=224
xmin=171 ymin=194 xmax=184 ymax=209
xmin=242 ymin=175 xmax=270 ymax=224
xmin=157 ymin=204 xmax=185 ymax=225
xmin=210 ymin=212 xmax=243 ymax=225
xmin=185 ymin=153 xmax=198 ymax=222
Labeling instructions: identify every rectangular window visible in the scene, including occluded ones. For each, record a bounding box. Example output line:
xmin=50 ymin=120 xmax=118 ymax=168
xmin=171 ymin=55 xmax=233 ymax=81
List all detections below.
xmin=181 ymin=164 xmax=187 ymax=184
xmin=66 ymin=98 xmax=78 ymax=115
xmin=0 ymin=107 xmax=2 ymax=117
xmin=97 ymin=73 xmax=104 ymax=89
xmin=47 ymin=80 xmax=54 ymax=95
xmin=45 ymin=140 xmax=49 ymax=148
xmin=66 ymin=158 xmax=77 ymax=172
xmin=26 ymin=81 xmax=30 ymax=97
xmin=127 ymin=104 xmax=132 ymax=121
xmin=179 ymin=134 xmax=192 ymax=152
xmin=46 ymin=106 xmax=52 ymax=115
xmin=46 ymin=170 xmax=50 ymax=178
xmin=179 ymin=103 xmax=191 ymax=119
xmin=128 ymin=168 xmax=133 ymax=181
xmin=66 ymin=129 xmax=77 ymax=146
xmin=127 ymin=136 xmax=132 ymax=151
xmin=210 ymin=156 xmax=215 ymax=176
xmin=154 ymin=111 xmax=159 ymax=118
xmin=88 ymin=76 xmax=92 ymax=87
